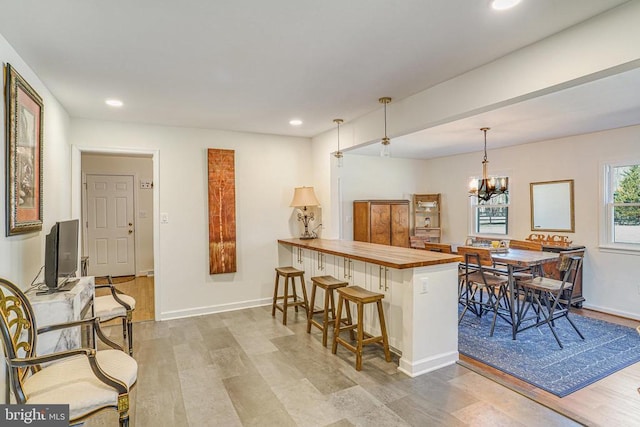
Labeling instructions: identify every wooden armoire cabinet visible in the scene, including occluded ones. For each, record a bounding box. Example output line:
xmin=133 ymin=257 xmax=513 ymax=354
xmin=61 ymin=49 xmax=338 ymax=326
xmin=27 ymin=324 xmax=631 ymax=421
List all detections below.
xmin=353 ymin=200 xmax=410 ymax=247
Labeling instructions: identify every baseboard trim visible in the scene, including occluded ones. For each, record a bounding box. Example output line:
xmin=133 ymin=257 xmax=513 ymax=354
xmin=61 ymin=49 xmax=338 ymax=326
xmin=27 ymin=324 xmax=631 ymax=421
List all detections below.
xmin=159 ymin=297 xmax=272 ymax=321
xmin=397 ymin=350 xmax=458 ymax=378
xmin=581 ymin=303 xmax=640 ymax=321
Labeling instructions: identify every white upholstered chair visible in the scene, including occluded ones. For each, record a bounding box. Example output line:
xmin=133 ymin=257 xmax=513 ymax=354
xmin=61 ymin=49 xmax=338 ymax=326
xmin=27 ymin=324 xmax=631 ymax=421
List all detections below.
xmin=0 ymin=277 xmax=137 ymax=426
xmin=94 ymin=276 xmax=136 ymax=356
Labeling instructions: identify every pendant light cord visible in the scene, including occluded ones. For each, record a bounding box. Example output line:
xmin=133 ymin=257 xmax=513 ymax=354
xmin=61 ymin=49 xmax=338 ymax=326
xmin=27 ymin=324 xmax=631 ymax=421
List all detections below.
xmin=483 ymin=128 xmax=488 ymax=162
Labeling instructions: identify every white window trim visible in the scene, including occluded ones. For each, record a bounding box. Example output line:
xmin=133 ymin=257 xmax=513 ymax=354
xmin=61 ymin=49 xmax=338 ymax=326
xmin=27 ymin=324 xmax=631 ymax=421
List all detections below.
xmin=468 ymin=173 xmax=512 ymax=239
xmin=599 ymin=160 xmax=640 ymax=255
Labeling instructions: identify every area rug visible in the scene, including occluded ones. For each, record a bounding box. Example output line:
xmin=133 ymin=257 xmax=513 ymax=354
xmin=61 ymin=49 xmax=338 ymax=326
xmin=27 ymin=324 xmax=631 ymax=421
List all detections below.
xmin=458 ymin=310 xmax=640 ymax=397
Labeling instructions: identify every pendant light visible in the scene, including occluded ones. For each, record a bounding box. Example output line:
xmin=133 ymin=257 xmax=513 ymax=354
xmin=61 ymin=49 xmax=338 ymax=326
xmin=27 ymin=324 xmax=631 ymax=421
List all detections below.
xmin=468 ymin=127 xmax=508 ymax=202
xmin=379 ymin=97 xmax=392 ymax=157
xmin=333 ymin=118 xmax=344 ymax=168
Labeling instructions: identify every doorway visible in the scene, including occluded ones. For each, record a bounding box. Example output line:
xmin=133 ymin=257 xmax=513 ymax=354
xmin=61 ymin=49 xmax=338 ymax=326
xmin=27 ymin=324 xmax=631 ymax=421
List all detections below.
xmin=77 ymin=150 xmax=157 ymax=321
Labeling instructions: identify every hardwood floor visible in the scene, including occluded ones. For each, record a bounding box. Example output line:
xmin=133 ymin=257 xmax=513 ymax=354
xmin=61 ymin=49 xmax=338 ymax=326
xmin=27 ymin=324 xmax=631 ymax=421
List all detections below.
xmin=86 ymin=280 xmax=639 ymax=426
xmin=95 ymin=275 xmax=155 ymax=322
xmin=460 ymin=308 xmax=640 ymax=426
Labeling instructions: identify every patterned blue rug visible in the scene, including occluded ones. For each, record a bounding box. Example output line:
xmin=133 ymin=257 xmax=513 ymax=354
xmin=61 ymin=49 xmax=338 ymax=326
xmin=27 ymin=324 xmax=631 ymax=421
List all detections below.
xmin=459 ymin=309 xmax=640 ymax=397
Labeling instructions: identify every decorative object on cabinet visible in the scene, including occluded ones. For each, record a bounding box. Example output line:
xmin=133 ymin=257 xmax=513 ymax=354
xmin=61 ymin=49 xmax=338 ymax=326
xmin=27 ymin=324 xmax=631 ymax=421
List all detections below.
xmin=468 ymin=128 xmax=508 ymax=203
xmin=353 ymin=200 xmax=409 ymax=247
xmin=413 ymin=193 xmax=441 ymax=243
xmin=333 ymin=118 xmax=344 ymax=167
xmin=530 ymin=179 xmax=575 ymax=232
xmin=207 ymin=148 xmax=237 ymax=274
xmin=4 ymin=63 xmax=44 ymax=236
xmin=378 ymin=97 xmax=392 ymax=158
xmin=526 ymin=233 xmax=573 ymax=248
xmin=290 ymin=186 xmax=321 ymax=239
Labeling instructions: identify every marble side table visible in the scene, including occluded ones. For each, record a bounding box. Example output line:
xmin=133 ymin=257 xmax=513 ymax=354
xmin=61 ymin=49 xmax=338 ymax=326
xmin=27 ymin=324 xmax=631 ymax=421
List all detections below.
xmin=25 ymin=276 xmax=95 ymax=355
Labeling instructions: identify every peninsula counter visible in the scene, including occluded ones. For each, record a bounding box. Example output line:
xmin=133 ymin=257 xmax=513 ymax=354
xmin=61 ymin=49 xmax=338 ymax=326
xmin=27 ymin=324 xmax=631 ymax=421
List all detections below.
xmin=278 ymin=238 xmax=462 ymax=377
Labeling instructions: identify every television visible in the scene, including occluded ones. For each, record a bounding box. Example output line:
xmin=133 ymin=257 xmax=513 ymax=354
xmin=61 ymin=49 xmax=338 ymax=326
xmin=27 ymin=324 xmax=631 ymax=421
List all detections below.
xmin=43 ymin=219 xmax=80 ymax=293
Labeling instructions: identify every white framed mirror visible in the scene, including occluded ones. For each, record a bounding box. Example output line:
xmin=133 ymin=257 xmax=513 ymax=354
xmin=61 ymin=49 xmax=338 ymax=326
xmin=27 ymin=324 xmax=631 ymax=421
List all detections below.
xmin=530 ymin=179 xmax=575 ymax=232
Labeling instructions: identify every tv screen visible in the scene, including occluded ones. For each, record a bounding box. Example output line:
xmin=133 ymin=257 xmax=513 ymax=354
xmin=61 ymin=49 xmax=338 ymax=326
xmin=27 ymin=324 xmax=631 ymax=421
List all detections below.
xmin=44 ymin=219 xmax=79 ymax=290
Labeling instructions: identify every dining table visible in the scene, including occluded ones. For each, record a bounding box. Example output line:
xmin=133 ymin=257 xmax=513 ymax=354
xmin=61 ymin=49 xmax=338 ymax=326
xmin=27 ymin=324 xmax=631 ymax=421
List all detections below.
xmin=489 ymin=248 xmax=560 ymax=339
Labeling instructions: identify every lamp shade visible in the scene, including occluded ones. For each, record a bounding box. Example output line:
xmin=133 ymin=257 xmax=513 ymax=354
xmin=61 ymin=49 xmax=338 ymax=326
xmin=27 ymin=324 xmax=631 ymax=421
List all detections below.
xmin=290 ymin=186 xmax=320 ymax=207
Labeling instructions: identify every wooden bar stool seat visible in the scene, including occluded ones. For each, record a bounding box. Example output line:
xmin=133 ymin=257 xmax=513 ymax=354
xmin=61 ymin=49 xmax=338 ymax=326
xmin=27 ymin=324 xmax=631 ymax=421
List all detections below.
xmin=272 ymin=266 xmax=309 ymax=325
xmin=307 ymin=275 xmax=351 ymax=347
xmin=332 ymin=285 xmax=392 ymax=371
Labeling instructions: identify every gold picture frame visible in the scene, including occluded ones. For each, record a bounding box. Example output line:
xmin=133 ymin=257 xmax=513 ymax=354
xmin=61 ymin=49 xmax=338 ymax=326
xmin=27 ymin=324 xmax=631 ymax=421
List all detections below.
xmin=4 ymin=63 xmax=44 ymax=235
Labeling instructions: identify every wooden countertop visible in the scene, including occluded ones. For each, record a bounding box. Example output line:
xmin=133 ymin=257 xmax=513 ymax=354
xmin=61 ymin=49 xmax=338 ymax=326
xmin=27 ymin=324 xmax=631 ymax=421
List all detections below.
xmin=279 ymin=238 xmax=462 ymax=269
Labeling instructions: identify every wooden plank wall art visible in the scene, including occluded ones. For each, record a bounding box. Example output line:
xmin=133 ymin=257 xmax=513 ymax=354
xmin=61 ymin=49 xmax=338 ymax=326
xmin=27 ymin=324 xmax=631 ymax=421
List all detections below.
xmin=208 ymin=149 xmax=237 ymax=274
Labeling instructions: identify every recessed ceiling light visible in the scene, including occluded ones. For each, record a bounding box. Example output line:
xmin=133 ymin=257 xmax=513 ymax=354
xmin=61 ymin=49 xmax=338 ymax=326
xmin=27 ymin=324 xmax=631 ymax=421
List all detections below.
xmin=491 ymin=0 xmax=521 ymax=11
xmin=105 ymin=99 xmax=123 ymax=107
xmin=289 ymin=119 xmax=303 ymax=126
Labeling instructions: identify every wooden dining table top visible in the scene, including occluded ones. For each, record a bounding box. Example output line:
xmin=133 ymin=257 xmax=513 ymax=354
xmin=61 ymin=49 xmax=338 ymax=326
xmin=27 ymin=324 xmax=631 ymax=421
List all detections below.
xmin=488 ymin=247 xmax=559 ymax=267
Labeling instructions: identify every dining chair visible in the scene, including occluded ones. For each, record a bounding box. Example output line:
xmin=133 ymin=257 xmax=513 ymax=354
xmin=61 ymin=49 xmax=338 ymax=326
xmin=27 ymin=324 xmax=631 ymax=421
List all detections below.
xmin=94 ymin=275 xmax=136 ymax=356
xmin=457 ymin=246 xmax=510 ymax=335
xmin=517 ymin=253 xmax=584 ymax=348
xmin=420 ymin=242 xmax=453 ymax=253
xmin=508 ymin=239 xmax=543 ymax=251
xmin=0 ymin=277 xmax=137 ymax=426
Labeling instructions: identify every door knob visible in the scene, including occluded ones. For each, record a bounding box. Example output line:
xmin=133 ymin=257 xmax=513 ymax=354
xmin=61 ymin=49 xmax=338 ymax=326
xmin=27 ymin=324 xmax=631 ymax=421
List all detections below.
xmin=128 ymin=222 xmax=133 ymax=226
xmin=128 ymin=229 xmax=133 ymax=234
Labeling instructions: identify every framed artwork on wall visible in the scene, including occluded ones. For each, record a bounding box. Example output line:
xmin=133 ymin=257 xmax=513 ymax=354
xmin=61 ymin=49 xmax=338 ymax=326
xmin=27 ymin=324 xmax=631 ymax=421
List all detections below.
xmin=207 ymin=148 xmax=237 ymax=274
xmin=4 ymin=63 xmax=44 ymax=236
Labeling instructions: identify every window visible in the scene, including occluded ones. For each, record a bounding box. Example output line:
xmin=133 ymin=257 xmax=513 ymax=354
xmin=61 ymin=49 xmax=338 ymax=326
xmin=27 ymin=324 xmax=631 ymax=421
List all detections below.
xmin=470 ymin=178 xmax=510 ymax=236
xmin=604 ymin=163 xmax=640 ymax=247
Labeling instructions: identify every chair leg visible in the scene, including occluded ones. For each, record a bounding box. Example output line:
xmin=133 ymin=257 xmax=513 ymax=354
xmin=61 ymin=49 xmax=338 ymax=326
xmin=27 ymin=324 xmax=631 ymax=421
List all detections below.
xmin=376 ymin=299 xmax=392 ymax=362
xmin=283 ymin=277 xmax=290 ymax=324
xmin=356 ymin=301 xmax=364 ymax=371
xmin=298 ymin=275 xmax=309 ymax=315
xmin=127 ymin=316 xmax=134 ymax=356
xmin=272 ymin=273 xmax=280 ymax=317
xmin=291 ymin=276 xmax=298 ymax=313
xmin=565 ymin=314 xmax=585 ymax=340
xmin=332 ymin=295 xmax=344 ymax=355
xmin=321 ymin=286 xmax=331 ymax=347
xmin=307 ymin=283 xmax=317 ymax=333
xmin=118 ymin=394 xmax=130 ymax=427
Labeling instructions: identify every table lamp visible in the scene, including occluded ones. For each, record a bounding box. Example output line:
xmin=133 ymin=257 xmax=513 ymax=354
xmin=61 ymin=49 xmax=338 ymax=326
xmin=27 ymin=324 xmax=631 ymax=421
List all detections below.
xmin=290 ymin=186 xmax=320 ymax=239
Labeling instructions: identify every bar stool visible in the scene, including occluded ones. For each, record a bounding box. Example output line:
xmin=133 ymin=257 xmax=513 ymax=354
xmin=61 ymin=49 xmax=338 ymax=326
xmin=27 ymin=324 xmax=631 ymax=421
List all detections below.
xmin=332 ymin=285 xmax=391 ymax=371
xmin=272 ymin=266 xmax=309 ymax=325
xmin=307 ymin=275 xmax=351 ymax=347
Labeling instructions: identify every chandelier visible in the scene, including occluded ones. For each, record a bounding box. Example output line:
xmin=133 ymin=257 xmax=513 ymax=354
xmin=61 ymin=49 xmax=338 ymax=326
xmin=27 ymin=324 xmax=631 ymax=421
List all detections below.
xmin=468 ymin=127 xmax=508 ymax=202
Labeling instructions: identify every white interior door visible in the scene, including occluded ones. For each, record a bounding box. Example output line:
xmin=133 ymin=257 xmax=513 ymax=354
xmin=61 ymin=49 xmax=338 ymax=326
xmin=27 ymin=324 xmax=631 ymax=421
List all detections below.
xmin=86 ymin=174 xmax=135 ymax=277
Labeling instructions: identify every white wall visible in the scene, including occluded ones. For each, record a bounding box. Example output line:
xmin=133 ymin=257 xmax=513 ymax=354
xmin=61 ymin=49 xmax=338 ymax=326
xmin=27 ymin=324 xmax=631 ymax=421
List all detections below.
xmin=1 ymin=36 xmax=72 ymax=287
xmin=1 ymin=33 xmax=72 ymax=404
xmin=70 ymin=119 xmax=312 ymax=319
xmin=81 ymin=154 xmax=154 ymax=275
xmin=335 ymin=155 xmax=427 ymax=241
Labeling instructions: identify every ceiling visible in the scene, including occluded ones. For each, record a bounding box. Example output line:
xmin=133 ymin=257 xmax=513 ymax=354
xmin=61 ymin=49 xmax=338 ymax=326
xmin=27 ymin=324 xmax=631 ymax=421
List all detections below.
xmin=0 ymin=0 xmax=635 ymax=155
xmin=348 ymin=64 xmax=640 ymax=159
